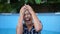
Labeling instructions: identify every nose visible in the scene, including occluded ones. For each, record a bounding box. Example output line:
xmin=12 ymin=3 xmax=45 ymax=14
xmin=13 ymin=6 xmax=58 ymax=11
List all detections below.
xmin=25 ymin=15 xmax=28 ymax=18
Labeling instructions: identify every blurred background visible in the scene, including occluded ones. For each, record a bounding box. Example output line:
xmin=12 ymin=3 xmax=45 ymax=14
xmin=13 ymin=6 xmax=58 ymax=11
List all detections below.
xmin=0 ymin=0 xmax=60 ymax=13
xmin=0 ymin=0 xmax=60 ymax=34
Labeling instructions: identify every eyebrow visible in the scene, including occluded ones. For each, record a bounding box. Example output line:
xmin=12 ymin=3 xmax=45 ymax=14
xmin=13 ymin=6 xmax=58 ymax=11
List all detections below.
xmin=24 ymin=12 xmax=31 ymax=16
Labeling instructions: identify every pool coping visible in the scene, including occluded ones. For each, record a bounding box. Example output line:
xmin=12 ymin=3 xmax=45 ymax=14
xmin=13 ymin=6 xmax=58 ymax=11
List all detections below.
xmin=0 ymin=13 xmax=60 ymax=16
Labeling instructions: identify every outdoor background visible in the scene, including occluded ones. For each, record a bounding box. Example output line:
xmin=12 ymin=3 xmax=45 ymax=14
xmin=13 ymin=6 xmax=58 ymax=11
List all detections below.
xmin=0 ymin=0 xmax=60 ymax=13
xmin=0 ymin=0 xmax=60 ymax=34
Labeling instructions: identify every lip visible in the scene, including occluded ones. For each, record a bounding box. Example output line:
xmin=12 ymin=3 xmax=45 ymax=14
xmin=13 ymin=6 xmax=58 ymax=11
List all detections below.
xmin=25 ymin=18 xmax=30 ymax=21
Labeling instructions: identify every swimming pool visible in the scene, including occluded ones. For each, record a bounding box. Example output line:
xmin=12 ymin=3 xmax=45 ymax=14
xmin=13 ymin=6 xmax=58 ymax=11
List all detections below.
xmin=0 ymin=13 xmax=60 ymax=34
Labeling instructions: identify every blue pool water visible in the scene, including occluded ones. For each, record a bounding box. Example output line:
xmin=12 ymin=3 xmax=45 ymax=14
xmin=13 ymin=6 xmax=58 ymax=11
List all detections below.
xmin=0 ymin=29 xmax=60 ymax=34
xmin=0 ymin=13 xmax=60 ymax=34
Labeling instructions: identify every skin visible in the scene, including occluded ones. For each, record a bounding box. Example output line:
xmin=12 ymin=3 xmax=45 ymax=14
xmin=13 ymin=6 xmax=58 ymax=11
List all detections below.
xmin=16 ymin=5 xmax=42 ymax=34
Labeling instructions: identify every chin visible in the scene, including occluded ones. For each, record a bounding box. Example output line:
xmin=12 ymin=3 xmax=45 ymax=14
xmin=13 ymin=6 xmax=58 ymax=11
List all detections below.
xmin=26 ymin=21 xmax=32 ymax=25
xmin=27 ymin=23 xmax=32 ymax=25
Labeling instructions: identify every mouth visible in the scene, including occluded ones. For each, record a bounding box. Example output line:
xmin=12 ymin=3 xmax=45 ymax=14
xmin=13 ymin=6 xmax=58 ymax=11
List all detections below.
xmin=26 ymin=19 xmax=30 ymax=21
xmin=25 ymin=18 xmax=31 ymax=22
xmin=27 ymin=19 xmax=30 ymax=21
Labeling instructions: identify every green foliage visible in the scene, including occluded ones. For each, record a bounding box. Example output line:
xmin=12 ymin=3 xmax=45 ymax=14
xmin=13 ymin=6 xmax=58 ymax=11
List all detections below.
xmin=1 ymin=0 xmax=60 ymax=13
xmin=24 ymin=0 xmax=41 ymax=4
xmin=0 ymin=0 xmax=42 ymax=13
xmin=0 ymin=3 xmax=13 ymax=13
xmin=35 ymin=0 xmax=41 ymax=4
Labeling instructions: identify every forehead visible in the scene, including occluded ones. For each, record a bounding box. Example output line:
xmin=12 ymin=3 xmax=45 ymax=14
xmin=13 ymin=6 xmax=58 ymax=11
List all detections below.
xmin=24 ymin=10 xmax=30 ymax=14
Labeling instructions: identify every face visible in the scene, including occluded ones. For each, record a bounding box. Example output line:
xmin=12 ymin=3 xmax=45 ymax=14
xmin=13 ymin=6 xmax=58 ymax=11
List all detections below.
xmin=23 ymin=10 xmax=32 ymax=25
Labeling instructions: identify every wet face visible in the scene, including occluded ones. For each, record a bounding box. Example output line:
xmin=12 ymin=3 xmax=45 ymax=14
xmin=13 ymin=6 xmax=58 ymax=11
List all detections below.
xmin=23 ymin=10 xmax=32 ymax=25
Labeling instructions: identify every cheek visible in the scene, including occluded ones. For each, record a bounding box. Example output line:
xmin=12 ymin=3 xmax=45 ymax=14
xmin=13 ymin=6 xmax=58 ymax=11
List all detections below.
xmin=23 ymin=16 xmax=25 ymax=19
xmin=28 ymin=15 xmax=31 ymax=18
xmin=23 ymin=14 xmax=31 ymax=19
xmin=28 ymin=14 xmax=31 ymax=17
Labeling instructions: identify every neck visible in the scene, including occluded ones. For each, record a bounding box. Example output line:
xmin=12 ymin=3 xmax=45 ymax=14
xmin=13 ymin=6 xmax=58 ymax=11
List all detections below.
xmin=27 ymin=24 xmax=33 ymax=31
xmin=27 ymin=23 xmax=33 ymax=28
xmin=25 ymin=22 xmax=33 ymax=31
